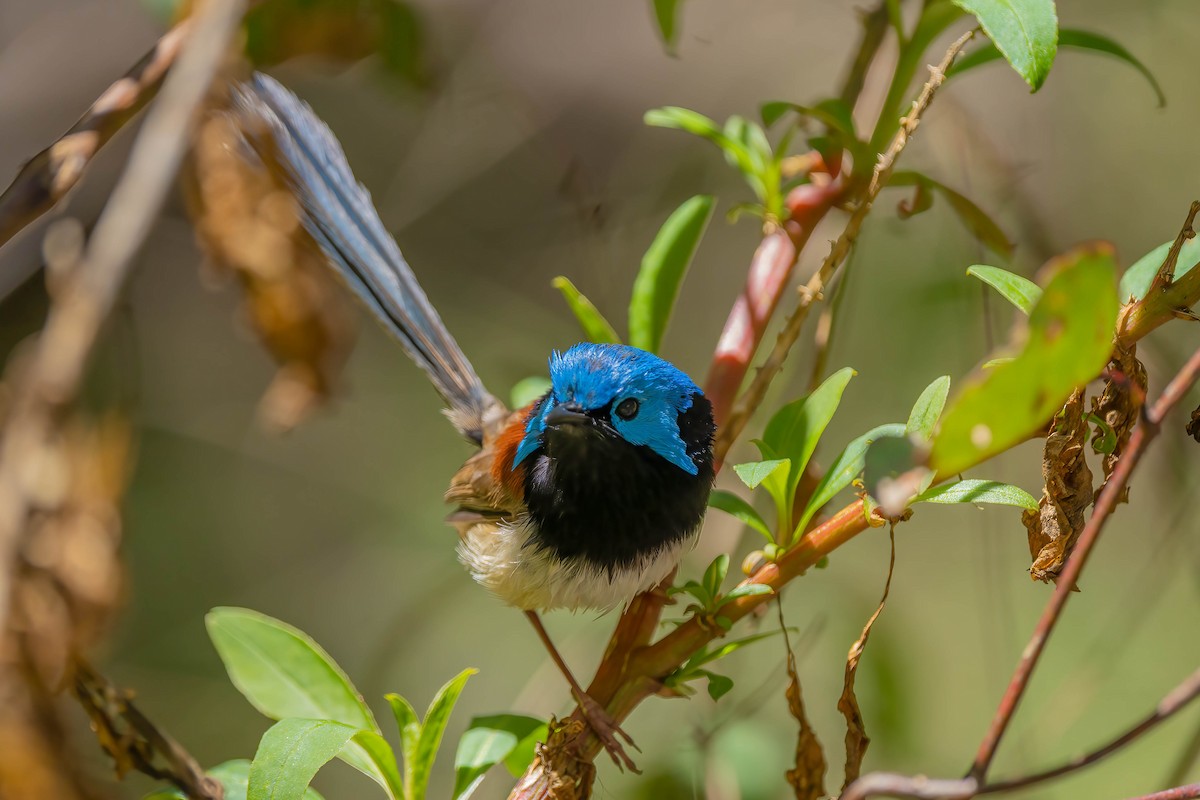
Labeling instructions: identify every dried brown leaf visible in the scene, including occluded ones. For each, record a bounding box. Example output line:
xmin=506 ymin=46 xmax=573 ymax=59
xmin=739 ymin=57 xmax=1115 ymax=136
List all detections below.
xmin=185 ymin=98 xmax=355 ymax=431
xmin=1091 ymin=345 xmax=1148 ymax=492
xmin=1024 ymin=389 xmax=1094 ymax=583
xmin=837 ymin=524 xmax=896 ymax=788
xmin=785 ymin=652 xmax=826 ymax=800
xmin=1188 ymin=406 xmax=1200 ymax=443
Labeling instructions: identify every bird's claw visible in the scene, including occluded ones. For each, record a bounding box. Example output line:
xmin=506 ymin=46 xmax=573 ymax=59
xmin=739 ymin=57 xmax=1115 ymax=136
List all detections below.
xmin=574 ymin=691 xmax=641 ymax=773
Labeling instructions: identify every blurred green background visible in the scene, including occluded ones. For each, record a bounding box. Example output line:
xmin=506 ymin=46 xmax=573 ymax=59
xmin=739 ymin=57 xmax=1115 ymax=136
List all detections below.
xmin=1 ymin=1 xmax=1198 ymax=798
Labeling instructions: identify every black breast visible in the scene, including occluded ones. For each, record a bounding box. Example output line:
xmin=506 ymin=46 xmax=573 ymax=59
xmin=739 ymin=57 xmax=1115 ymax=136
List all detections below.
xmin=521 ymin=392 xmax=716 ymax=573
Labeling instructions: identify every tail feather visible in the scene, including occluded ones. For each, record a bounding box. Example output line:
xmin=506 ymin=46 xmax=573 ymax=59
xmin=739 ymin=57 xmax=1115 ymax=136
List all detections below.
xmin=230 ymin=73 xmax=497 ymax=440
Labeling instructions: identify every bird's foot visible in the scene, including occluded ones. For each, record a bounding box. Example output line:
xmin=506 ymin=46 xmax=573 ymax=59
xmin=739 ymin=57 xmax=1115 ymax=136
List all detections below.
xmin=573 ymin=690 xmax=641 ymax=773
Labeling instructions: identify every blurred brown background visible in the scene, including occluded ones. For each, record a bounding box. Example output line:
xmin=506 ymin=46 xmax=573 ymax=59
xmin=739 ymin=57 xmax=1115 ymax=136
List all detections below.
xmin=1 ymin=1 xmax=1198 ymax=798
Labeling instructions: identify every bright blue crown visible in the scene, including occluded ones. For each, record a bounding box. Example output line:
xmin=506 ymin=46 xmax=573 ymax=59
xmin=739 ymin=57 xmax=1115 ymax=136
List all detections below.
xmin=514 ymin=343 xmax=702 ymax=474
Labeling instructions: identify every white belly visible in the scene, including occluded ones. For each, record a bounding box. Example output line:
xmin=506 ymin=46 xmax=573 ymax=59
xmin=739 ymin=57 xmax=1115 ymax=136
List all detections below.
xmin=456 ymin=515 xmax=695 ymax=611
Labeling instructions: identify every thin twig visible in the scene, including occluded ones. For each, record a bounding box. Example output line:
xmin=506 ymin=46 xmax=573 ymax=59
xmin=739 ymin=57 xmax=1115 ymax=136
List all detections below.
xmin=73 ymin=660 xmax=222 ymax=799
xmin=1126 ymin=785 xmax=1200 ymax=800
xmin=839 ymin=772 xmax=977 ymax=800
xmin=0 ymin=21 xmax=193 ymax=249
xmin=713 ymin=29 xmax=976 ymax=465
xmin=979 ymin=665 xmax=1200 ymax=794
xmin=0 ymin=0 xmax=245 ymax=675
xmin=970 ymin=341 xmax=1200 ymax=780
xmin=1165 ymin=714 xmax=1200 ymax=789
xmin=839 ymin=661 xmax=1200 ymax=800
xmin=1118 ymin=200 xmax=1200 ymax=343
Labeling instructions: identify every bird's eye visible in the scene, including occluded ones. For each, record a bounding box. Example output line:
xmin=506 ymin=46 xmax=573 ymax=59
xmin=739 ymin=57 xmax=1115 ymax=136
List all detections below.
xmin=615 ymin=397 xmax=640 ymax=420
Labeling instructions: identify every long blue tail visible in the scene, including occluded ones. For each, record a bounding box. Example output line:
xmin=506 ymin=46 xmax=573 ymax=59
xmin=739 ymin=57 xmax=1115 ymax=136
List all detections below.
xmin=230 ymin=73 xmax=497 ymax=441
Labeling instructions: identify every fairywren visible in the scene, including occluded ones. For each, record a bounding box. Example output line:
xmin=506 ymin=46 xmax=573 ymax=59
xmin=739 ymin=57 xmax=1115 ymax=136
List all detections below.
xmin=230 ymin=74 xmax=716 ymax=768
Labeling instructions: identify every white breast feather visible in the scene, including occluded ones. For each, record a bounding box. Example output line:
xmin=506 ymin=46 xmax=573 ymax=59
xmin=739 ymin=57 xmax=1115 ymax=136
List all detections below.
xmin=456 ymin=515 xmax=695 ymax=611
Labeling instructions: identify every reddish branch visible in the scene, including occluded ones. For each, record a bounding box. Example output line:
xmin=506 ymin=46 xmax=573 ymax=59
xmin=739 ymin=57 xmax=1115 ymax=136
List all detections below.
xmin=702 ymin=1 xmax=892 ymax=427
xmin=1129 ymin=785 xmax=1200 ymax=800
xmin=840 ymin=338 xmax=1200 ymax=800
xmin=705 ymin=183 xmax=843 ymax=427
xmin=978 ymin=665 xmax=1200 ymax=795
xmin=969 ymin=341 xmax=1200 ymax=778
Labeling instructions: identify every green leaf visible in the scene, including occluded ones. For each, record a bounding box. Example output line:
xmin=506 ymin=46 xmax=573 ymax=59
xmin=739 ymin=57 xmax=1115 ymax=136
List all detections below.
xmin=645 ymin=106 xmax=723 ymax=138
xmin=890 ymin=172 xmax=1013 ymax=256
xmin=205 ymin=608 xmax=384 ymax=787
xmin=145 ymin=760 xmax=326 ymax=800
xmin=1086 ymin=413 xmax=1118 ymax=454
xmin=914 ymin=479 xmax=1038 ymax=510
xmin=724 ymin=116 xmax=770 ymax=174
xmin=682 ymin=630 xmax=786 ymax=673
xmin=386 ymin=693 xmax=421 ymax=791
xmin=669 ymin=579 xmax=713 ymax=610
xmin=719 ymin=583 xmax=774 ymax=606
xmin=701 ymin=670 xmax=734 ymax=701
xmin=702 ymin=554 xmax=730 ymax=600
xmin=206 ymin=608 xmax=376 ymax=728
xmin=763 ymin=367 xmax=857 ymax=503
xmin=410 ymin=668 xmax=477 ymax=800
xmin=758 ymin=99 xmax=870 ymax=166
xmin=628 ymin=195 xmax=715 ymax=353
xmin=650 ymin=0 xmax=683 ymax=54
xmin=906 ymin=376 xmax=952 ymax=440
xmin=453 ymin=714 xmax=546 ymax=799
xmin=551 ymin=277 xmax=621 ymax=344
xmin=950 ymin=28 xmax=1164 ymax=106
xmin=502 ymin=722 xmax=547 ymax=777
xmin=248 ymin=719 xmax=358 ymax=800
xmin=708 ymin=490 xmax=773 ymax=542
xmin=983 ymin=357 xmax=1015 ymax=369
xmin=732 ymin=459 xmax=790 ymax=491
xmin=760 ymin=100 xmax=855 ymax=137
xmin=352 ymin=731 xmax=404 ymax=800
xmin=931 ymin=244 xmax=1119 ymax=476
xmin=794 ymin=423 xmax=906 ymax=536
xmin=1119 ymin=235 xmax=1200 ymax=302
xmin=967 ymin=265 xmax=1042 ymax=314
xmin=951 ymin=0 xmax=1058 ymax=91
xmin=509 ymin=376 xmax=551 ymax=410
xmin=645 ymin=107 xmax=764 ymax=200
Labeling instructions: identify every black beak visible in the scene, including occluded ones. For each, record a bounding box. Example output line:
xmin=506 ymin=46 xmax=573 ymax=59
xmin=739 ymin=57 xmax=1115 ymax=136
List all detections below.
xmin=545 ymin=402 xmax=590 ymax=427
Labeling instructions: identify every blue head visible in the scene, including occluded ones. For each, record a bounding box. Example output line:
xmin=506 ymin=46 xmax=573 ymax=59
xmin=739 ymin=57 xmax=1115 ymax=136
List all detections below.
xmin=513 ymin=343 xmax=709 ymax=475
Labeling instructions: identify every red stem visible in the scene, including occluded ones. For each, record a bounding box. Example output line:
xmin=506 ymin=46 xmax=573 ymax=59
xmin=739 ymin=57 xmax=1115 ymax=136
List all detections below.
xmin=704 ymin=180 xmax=843 ymax=426
xmin=970 ymin=342 xmax=1200 ymax=779
xmin=1128 ymin=786 xmax=1200 ymax=800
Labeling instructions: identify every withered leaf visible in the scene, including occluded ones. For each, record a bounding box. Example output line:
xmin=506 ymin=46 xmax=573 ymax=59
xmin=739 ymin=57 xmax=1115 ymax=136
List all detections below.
xmin=185 ymin=92 xmax=355 ymax=432
xmin=1024 ymin=389 xmax=1094 ymax=583
xmin=1090 ymin=345 xmax=1147 ymax=491
xmin=1187 ymin=406 xmax=1200 ymax=443
xmin=785 ymin=652 xmax=826 ymax=800
xmin=837 ymin=524 xmax=896 ymax=788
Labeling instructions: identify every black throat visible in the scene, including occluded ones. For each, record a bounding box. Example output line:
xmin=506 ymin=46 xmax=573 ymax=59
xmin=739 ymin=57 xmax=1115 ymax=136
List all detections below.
xmin=521 ymin=392 xmax=716 ymax=573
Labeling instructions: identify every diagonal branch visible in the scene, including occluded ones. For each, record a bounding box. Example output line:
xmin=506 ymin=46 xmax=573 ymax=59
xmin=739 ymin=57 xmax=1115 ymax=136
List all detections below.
xmin=0 ymin=20 xmax=193 ymax=249
xmin=978 ymin=665 xmax=1200 ymax=795
xmin=1127 ymin=785 xmax=1200 ymax=800
xmin=0 ymin=0 xmax=245 ymax=631
xmin=73 ymin=660 xmax=223 ymax=799
xmin=969 ymin=341 xmax=1200 ymax=780
xmin=840 ymin=339 xmax=1200 ymax=800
